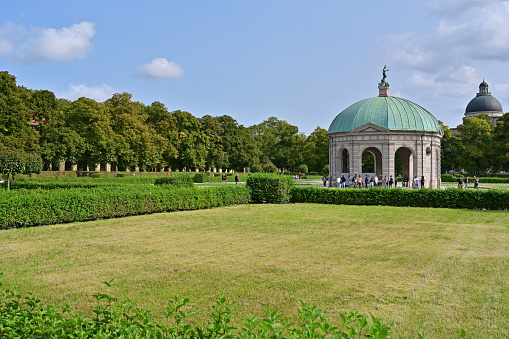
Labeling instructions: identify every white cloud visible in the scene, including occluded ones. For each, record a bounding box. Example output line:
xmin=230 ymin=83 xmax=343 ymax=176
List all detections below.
xmin=0 ymin=21 xmax=95 ymax=64
xmin=0 ymin=21 xmax=25 ymax=56
xmin=379 ymin=0 xmax=509 ymax=72
xmin=58 ymin=83 xmax=117 ymax=102
xmin=135 ymin=58 xmax=184 ymax=79
xmin=405 ymin=66 xmax=480 ymax=100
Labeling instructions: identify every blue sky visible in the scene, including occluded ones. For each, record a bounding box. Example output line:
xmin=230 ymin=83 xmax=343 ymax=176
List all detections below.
xmin=2 ymin=0 xmax=509 ymax=135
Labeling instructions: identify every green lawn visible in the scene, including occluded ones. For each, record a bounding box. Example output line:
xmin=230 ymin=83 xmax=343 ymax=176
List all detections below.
xmin=1 ymin=204 xmax=508 ymax=338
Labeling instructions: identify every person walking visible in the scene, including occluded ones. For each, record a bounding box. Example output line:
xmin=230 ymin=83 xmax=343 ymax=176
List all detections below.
xmin=364 ymin=175 xmax=369 ymax=188
xmin=420 ymin=175 xmax=425 ymax=188
xmin=394 ymin=176 xmax=398 ymax=188
xmin=357 ymin=175 xmax=362 ymax=188
xmin=235 ymin=173 xmax=240 ymax=186
xmin=465 ymin=176 xmax=469 ymax=189
xmin=457 ymin=176 xmax=464 ymax=189
xmin=474 ymin=176 xmax=479 ymax=189
xmin=341 ymin=175 xmax=346 ymax=188
xmin=388 ymin=176 xmax=393 ymax=188
xmin=382 ymin=175 xmax=387 ymax=188
xmin=322 ymin=176 xmax=327 ymax=187
xmin=374 ymin=175 xmax=379 ymax=187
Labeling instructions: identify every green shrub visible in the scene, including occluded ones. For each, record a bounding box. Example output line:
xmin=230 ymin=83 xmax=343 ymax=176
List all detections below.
xmin=154 ymin=174 xmax=194 ymax=187
xmin=297 ymin=164 xmax=308 ymax=174
xmin=116 ymin=172 xmax=127 ymax=178
xmin=250 ymin=164 xmax=263 ymax=173
xmin=246 ymin=173 xmax=294 ymax=203
xmin=262 ymin=163 xmax=278 ymax=173
xmin=441 ymin=174 xmax=456 ymax=182
xmin=194 ymin=172 xmax=207 ymax=183
xmin=289 ymin=187 xmax=509 ymax=210
xmin=0 ymin=185 xmax=250 ymax=229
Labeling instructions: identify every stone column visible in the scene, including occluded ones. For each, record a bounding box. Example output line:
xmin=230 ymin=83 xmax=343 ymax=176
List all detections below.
xmin=94 ymin=164 xmax=100 ymax=172
xmin=106 ymin=163 xmax=111 ymax=172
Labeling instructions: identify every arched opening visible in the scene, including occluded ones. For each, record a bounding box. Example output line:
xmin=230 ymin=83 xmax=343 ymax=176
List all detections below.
xmin=334 ymin=148 xmax=350 ymax=185
xmin=362 ymin=147 xmax=382 ymax=175
xmin=395 ymin=147 xmax=414 ymax=187
xmin=341 ymin=148 xmax=350 ymax=173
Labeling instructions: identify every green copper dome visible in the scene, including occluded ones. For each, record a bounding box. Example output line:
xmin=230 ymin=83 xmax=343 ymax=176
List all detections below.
xmin=328 ymin=96 xmax=441 ymax=134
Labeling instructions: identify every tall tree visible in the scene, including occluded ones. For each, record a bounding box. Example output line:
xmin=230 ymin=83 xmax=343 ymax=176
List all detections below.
xmin=250 ymin=117 xmax=304 ymax=171
xmin=456 ymin=115 xmax=494 ymax=173
xmin=170 ymin=110 xmax=208 ymax=170
xmin=439 ymin=121 xmax=459 ymax=173
xmin=200 ymin=115 xmax=228 ymax=170
xmin=0 ymin=71 xmax=40 ymax=152
xmin=146 ymin=101 xmax=178 ymax=169
xmin=105 ymin=93 xmax=163 ymax=170
xmin=302 ymin=127 xmax=329 ymax=173
xmin=216 ymin=115 xmax=261 ymax=171
xmin=493 ymin=112 xmax=509 ymax=172
xmin=66 ymin=97 xmax=116 ymax=169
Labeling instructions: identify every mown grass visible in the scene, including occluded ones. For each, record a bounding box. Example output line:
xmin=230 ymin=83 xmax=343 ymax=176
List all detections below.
xmin=1 ymin=204 xmax=508 ymax=338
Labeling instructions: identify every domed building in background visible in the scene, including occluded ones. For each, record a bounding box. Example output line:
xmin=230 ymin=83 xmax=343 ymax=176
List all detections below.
xmin=464 ymin=80 xmax=504 ymax=125
xmin=327 ymin=68 xmax=443 ymax=188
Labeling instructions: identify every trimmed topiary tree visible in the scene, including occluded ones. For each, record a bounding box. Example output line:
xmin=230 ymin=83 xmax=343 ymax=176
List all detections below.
xmin=246 ymin=173 xmax=294 ymax=203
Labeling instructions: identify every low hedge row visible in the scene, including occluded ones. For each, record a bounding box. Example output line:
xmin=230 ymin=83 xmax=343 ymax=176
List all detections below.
xmin=290 ymin=187 xmax=509 ymax=210
xmin=0 ymin=185 xmax=250 ymax=229
xmin=6 ymin=176 xmax=157 ymax=190
xmin=441 ymin=174 xmax=509 ymax=183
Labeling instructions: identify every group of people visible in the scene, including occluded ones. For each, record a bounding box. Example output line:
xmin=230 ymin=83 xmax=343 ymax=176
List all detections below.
xmin=457 ymin=175 xmax=479 ymax=189
xmin=323 ymin=174 xmax=427 ymax=189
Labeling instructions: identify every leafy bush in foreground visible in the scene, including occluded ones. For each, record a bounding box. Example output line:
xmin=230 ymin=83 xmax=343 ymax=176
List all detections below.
xmin=290 ymin=187 xmax=509 ymax=210
xmin=0 ymin=185 xmax=250 ymax=229
xmin=0 ymin=275 xmax=392 ymax=339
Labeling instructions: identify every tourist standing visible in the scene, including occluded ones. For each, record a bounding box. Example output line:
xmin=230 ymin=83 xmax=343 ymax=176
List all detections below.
xmin=235 ymin=174 xmax=239 ymax=186
xmin=374 ymin=175 xmax=379 ymax=187
xmin=457 ymin=176 xmax=464 ymax=189
xmin=364 ymin=175 xmax=369 ymax=188
xmin=388 ymin=176 xmax=393 ymax=188
xmin=420 ymin=176 xmax=425 ymax=188
xmin=465 ymin=176 xmax=469 ymax=189
xmin=341 ymin=175 xmax=346 ymax=188
xmin=357 ymin=175 xmax=362 ymax=188
xmin=474 ymin=176 xmax=479 ymax=189
xmin=382 ymin=176 xmax=387 ymax=188
xmin=413 ymin=176 xmax=419 ymax=189
xmin=394 ymin=176 xmax=398 ymax=188
xmin=322 ymin=176 xmax=327 ymax=187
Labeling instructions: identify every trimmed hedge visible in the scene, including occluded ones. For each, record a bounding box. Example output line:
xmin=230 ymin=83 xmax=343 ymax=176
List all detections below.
xmin=290 ymin=187 xmax=509 ymax=210
xmin=246 ymin=173 xmax=294 ymax=203
xmin=154 ymin=174 xmax=194 ymax=187
xmin=0 ymin=185 xmax=250 ymax=229
xmin=441 ymin=174 xmax=509 ymax=184
xmin=6 ymin=176 xmax=157 ymax=190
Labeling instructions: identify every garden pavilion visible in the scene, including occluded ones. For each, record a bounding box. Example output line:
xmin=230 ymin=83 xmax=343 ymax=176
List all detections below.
xmin=327 ymin=70 xmax=443 ymax=188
